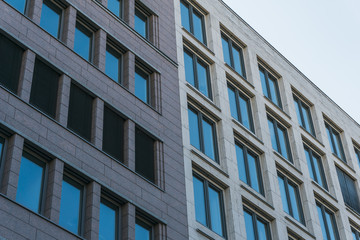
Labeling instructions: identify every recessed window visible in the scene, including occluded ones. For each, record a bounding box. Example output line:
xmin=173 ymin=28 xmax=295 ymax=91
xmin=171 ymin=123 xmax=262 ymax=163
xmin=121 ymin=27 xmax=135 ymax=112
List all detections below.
xmin=16 ymin=151 xmax=45 ymax=213
xmin=105 ymin=44 xmax=122 ymax=83
xmin=180 ymin=0 xmax=206 ymax=44
xmin=4 ymin=0 xmax=27 ymax=13
xmin=99 ymin=197 xmax=119 ymax=240
xmin=29 ymin=59 xmax=60 ymax=118
xmin=108 ymin=0 xmax=122 ymax=17
xmin=135 ymin=128 xmax=155 ymax=183
xmin=40 ymin=0 xmax=63 ymax=39
xmin=135 ymin=217 xmax=152 ymax=240
xmin=103 ymin=106 xmax=124 ymax=162
xmin=353 ymin=228 xmax=360 ymax=240
xmin=67 ymin=83 xmax=93 ymax=141
xmin=0 ymin=34 xmax=24 ymax=94
xmin=235 ymin=142 xmax=263 ymax=194
xmin=304 ymin=145 xmax=327 ymax=189
xmin=221 ymin=33 xmax=246 ymax=77
xmin=259 ymin=65 xmax=281 ymax=108
xmin=316 ymin=202 xmax=339 ymax=240
xmin=293 ymin=95 xmax=315 ymax=135
xmin=278 ymin=173 xmax=304 ymax=224
xmin=193 ymin=174 xmax=226 ymax=237
xmin=267 ymin=116 xmax=292 ymax=161
xmin=243 ymin=207 xmax=271 ymax=240
xmin=325 ymin=122 xmax=346 ymax=162
xmin=188 ymin=106 xmax=217 ymax=162
xmin=355 ymin=147 xmax=360 ymax=168
xmin=74 ymin=20 xmax=93 ymax=62
xmin=0 ymin=137 xmax=4 ymax=164
xmin=336 ymin=167 xmax=360 ymax=213
xmin=184 ymin=47 xmax=211 ymax=99
xmin=228 ymin=83 xmax=253 ymax=132
xmin=59 ymin=175 xmax=84 ymax=235
xmin=134 ymin=8 xmax=148 ymax=39
xmin=135 ymin=66 xmax=150 ymax=104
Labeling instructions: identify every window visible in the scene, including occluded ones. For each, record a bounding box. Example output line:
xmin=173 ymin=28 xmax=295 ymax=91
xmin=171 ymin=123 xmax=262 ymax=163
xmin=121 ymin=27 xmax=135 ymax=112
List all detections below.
xmin=277 ymin=173 xmax=304 ymax=223
xmin=135 ymin=217 xmax=152 ymax=240
xmin=4 ymin=0 xmax=27 ymax=13
xmin=134 ymin=7 xmax=148 ymax=39
xmin=259 ymin=65 xmax=281 ymax=108
xmin=188 ymin=106 xmax=217 ymax=162
xmin=228 ymin=83 xmax=253 ymax=132
xmin=221 ymin=33 xmax=246 ymax=77
xmin=184 ymin=48 xmax=211 ymax=99
xmin=0 ymin=137 xmax=4 ymax=164
xmin=325 ymin=122 xmax=346 ymax=162
xmin=304 ymin=146 xmax=327 ymax=189
xmin=355 ymin=147 xmax=360 ymax=168
xmin=193 ymin=174 xmax=226 ymax=237
xmin=268 ymin=116 xmax=292 ymax=161
xmin=99 ymin=197 xmax=119 ymax=240
xmin=135 ymin=66 xmax=150 ymax=104
xmin=59 ymin=175 xmax=84 ymax=235
xmin=180 ymin=0 xmax=206 ymax=44
xmin=243 ymin=207 xmax=271 ymax=240
xmin=336 ymin=167 xmax=360 ymax=213
xmin=16 ymin=151 xmax=45 ymax=213
xmin=107 ymin=0 xmax=122 ymax=17
xmin=103 ymin=106 xmax=124 ymax=162
xmin=74 ymin=20 xmax=93 ymax=62
xmin=67 ymin=83 xmax=93 ymax=141
xmin=29 ymin=59 xmax=60 ymax=118
xmin=316 ymin=202 xmax=339 ymax=240
xmin=235 ymin=142 xmax=263 ymax=194
xmin=135 ymin=128 xmax=155 ymax=183
xmin=40 ymin=0 xmax=62 ymax=39
xmin=293 ymin=95 xmax=315 ymax=135
xmin=353 ymin=228 xmax=360 ymax=240
xmin=0 ymin=34 xmax=24 ymax=93
xmin=105 ymin=44 xmax=122 ymax=83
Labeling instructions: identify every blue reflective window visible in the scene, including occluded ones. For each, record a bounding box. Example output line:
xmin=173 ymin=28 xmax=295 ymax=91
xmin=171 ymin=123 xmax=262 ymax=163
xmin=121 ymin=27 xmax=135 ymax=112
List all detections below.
xmin=135 ymin=67 xmax=149 ymax=103
xmin=257 ymin=220 xmax=268 ymax=240
xmin=0 ymin=139 xmax=4 ymax=163
xmin=134 ymin=9 xmax=147 ymax=39
xmin=188 ymin=108 xmax=200 ymax=149
xmin=59 ymin=177 xmax=83 ymax=235
xmin=236 ymin=144 xmax=246 ymax=183
xmin=208 ymin=187 xmax=223 ymax=236
xmin=197 ymin=61 xmax=209 ymax=97
xmin=267 ymin=116 xmax=292 ymax=161
xmin=325 ymin=123 xmax=346 ymax=162
xmin=106 ymin=45 xmax=122 ymax=83
xmin=352 ymin=229 xmax=360 ymax=240
xmin=202 ymin=119 xmax=215 ymax=160
xmin=180 ymin=1 xmax=190 ymax=30
xmin=304 ymin=146 xmax=327 ymax=189
xmin=277 ymin=127 xmax=289 ymax=160
xmin=317 ymin=203 xmax=339 ymax=240
xmin=228 ymin=87 xmax=238 ymax=120
xmin=259 ymin=66 xmax=281 ymax=108
xmin=135 ymin=218 xmax=151 ymax=240
xmin=99 ymin=199 xmax=117 ymax=240
xmin=180 ymin=1 xmax=206 ymax=44
xmin=5 ymin=0 xmax=27 ymax=13
xmin=193 ymin=176 xmax=207 ymax=225
xmin=40 ymin=0 xmax=62 ymax=39
xmin=74 ymin=22 xmax=93 ymax=62
xmin=221 ymin=34 xmax=246 ymax=77
xmin=244 ymin=210 xmax=255 ymax=240
xmin=16 ymin=153 xmax=45 ymax=213
xmin=355 ymin=147 xmax=360 ymax=168
xmin=192 ymin=11 xmax=204 ymax=43
xmin=293 ymin=96 xmax=315 ymax=135
xmin=244 ymin=208 xmax=270 ymax=240
xmin=222 ymin=37 xmax=231 ymax=66
xmin=184 ymin=50 xmax=195 ymax=86
xmin=108 ymin=0 xmax=121 ymax=17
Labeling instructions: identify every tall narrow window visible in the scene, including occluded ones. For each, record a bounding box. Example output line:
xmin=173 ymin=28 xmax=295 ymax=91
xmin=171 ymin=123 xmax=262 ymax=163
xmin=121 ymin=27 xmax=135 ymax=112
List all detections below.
xmin=29 ymin=59 xmax=60 ymax=118
xmin=135 ymin=128 xmax=155 ymax=183
xmin=4 ymin=0 xmax=27 ymax=13
xmin=135 ymin=217 xmax=152 ymax=240
xmin=99 ymin=198 xmax=119 ymax=240
xmin=293 ymin=95 xmax=315 ymax=135
xmin=235 ymin=142 xmax=263 ymax=194
xmin=40 ymin=0 xmax=62 ymax=39
xmin=193 ymin=174 xmax=226 ymax=237
xmin=134 ymin=8 xmax=148 ymax=39
xmin=353 ymin=228 xmax=360 ymax=240
xmin=243 ymin=207 xmax=271 ymax=240
xmin=221 ymin=33 xmax=246 ymax=77
xmin=336 ymin=167 xmax=360 ymax=213
xmin=180 ymin=0 xmax=206 ymax=44
xmin=67 ymin=83 xmax=93 ymax=141
xmin=135 ymin=66 xmax=150 ymax=104
xmin=184 ymin=48 xmax=211 ymax=99
xmin=103 ymin=106 xmax=124 ymax=162
xmin=0 ymin=34 xmax=24 ymax=93
xmin=74 ymin=20 xmax=93 ymax=62
xmin=16 ymin=152 xmax=45 ymax=213
xmin=105 ymin=44 xmax=122 ymax=83
xmin=0 ymin=137 xmax=4 ymax=165
xmin=227 ymin=83 xmax=253 ymax=132
xmin=108 ymin=0 xmax=121 ymax=17
xmin=325 ymin=122 xmax=346 ymax=162
xmin=304 ymin=146 xmax=327 ymax=189
xmin=316 ymin=202 xmax=339 ymax=240
xmin=355 ymin=147 xmax=360 ymax=168
xmin=259 ymin=65 xmax=281 ymax=108
xmin=268 ymin=116 xmax=292 ymax=161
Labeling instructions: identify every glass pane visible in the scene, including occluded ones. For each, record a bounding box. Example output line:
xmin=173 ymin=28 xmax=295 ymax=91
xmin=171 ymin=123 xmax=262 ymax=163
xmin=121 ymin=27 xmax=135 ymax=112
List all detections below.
xmin=356 ymin=149 xmax=360 ymax=168
xmin=188 ymin=108 xmax=200 ymax=149
xmin=333 ymin=133 xmax=344 ymax=160
xmin=248 ymin=153 xmax=260 ymax=193
xmin=313 ymin=155 xmax=325 ymax=187
xmin=106 ymin=48 xmax=120 ymax=83
xmin=257 ymin=219 xmax=269 ymax=240
xmin=239 ymin=94 xmax=251 ymax=130
xmin=184 ymin=51 xmax=195 ymax=86
xmin=325 ymin=211 xmax=336 ymax=240
xmin=227 ymin=87 xmax=238 ymax=120
xmin=193 ymin=176 xmax=206 ymax=226
xmin=59 ymin=179 xmax=82 ymax=234
xmin=135 ymin=68 xmax=148 ymax=103
xmin=135 ymin=221 xmax=151 ymax=240
xmin=135 ymin=9 xmax=147 ymax=38
xmin=268 ymin=77 xmax=280 ymax=106
xmin=180 ymin=1 xmax=190 ymax=31
xmin=5 ymin=0 xmax=27 ymax=13
xmin=74 ymin=23 xmax=92 ymax=61
xmin=99 ymin=201 xmax=117 ymax=240
xmin=192 ymin=11 xmax=204 ymax=43
xmin=294 ymin=99 xmax=302 ymax=126
xmin=278 ymin=176 xmax=289 ymax=214
xmin=232 ymin=46 xmax=243 ymax=76
xmin=202 ymin=119 xmax=215 ymax=160
xmin=40 ymin=0 xmax=61 ymax=38
xmin=268 ymin=119 xmax=278 ymax=152
xmin=305 ymin=149 xmax=315 ymax=181
xmin=16 ymin=155 xmax=44 ymax=212
xmin=0 ymin=141 xmax=3 ymax=160
xmin=259 ymin=69 xmax=268 ymax=97
xmin=301 ymin=104 xmax=312 ymax=133
xmin=108 ymin=0 xmax=121 ymax=17
xmin=352 ymin=232 xmax=357 ymax=240
xmin=288 ymin=184 xmax=300 ymax=222
xmin=317 ymin=205 xmax=329 ymax=240
xmin=221 ymin=37 xmax=231 ymax=65
xmin=197 ymin=61 xmax=209 ymax=97
xmin=208 ymin=187 xmax=223 ymax=236
xmin=326 ymin=126 xmax=335 ymax=154
xmin=236 ymin=144 xmax=247 ymax=183
xmin=277 ymin=127 xmax=289 ymax=160
xmin=244 ymin=211 xmax=255 ymax=240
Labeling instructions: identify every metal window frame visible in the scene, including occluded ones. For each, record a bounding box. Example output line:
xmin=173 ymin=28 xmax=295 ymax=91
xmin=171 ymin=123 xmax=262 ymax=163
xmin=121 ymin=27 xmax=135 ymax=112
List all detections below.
xmin=134 ymin=7 xmax=149 ymax=40
xmin=316 ymin=202 xmax=340 ymax=240
xmin=41 ymin=0 xmax=64 ymax=40
xmin=243 ymin=207 xmax=272 ymax=240
xmin=352 ymin=228 xmax=360 ymax=240
xmin=325 ymin=122 xmax=346 ymax=162
xmin=221 ymin=33 xmax=246 ymax=78
xmin=100 ymin=196 xmax=121 ymax=240
xmin=135 ymin=213 xmax=156 ymax=240
xmin=135 ymin=65 xmax=151 ymax=104
xmin=259 ymin=65 xmax=282 ymax=109
xmin=293 ymin=95 xmax=315 ymax=136
xmin=75 ymin=19 xmax=95 ymax=63
xmin=107 ymin=0 xmax=123 ymax=19
xmin=304 ymin=145 xmax=328 ymax=190
xmin=106 ymin=43 xmax=123 ymax=84
xmin=267 ymin=116 xmax=292 ymax=162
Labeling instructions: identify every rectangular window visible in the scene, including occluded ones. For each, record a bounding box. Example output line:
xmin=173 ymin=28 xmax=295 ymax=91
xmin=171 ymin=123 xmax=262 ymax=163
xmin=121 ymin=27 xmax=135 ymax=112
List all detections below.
xmin=74 ymin=20 xmax=93 ymax=62
xmin=99 ymin=197 xmax=119 ymax=240
xmin=355 ymin=147 xmax=360 ymax=168
xmin=316 ymin=202 xmax=339 ymax=240
xmin=59 ymin=175 xmax=84 ymax=235
xmin=325 ymin=122 xmax=346 ymax=162
xmin=180 ymin=0 xmax=206 ymax=44
xmin=29 ymin=58 xmax=60 ymax=118
xmin=353 ymin=228 xmax=360 ymax=240
xmin=244 ymin=207 xmax=271 ymax=240
xmin=193 ymin=174 xmax=226 ymax=237
xmin=135 ymin=128 xmax=155 ymax=183
xmin=67 ymin=83 xmax=93 ymax=141
xmin=105 ymin=44 xmax=122 ymax=83
xmin=0 ymin=137 xmax=4 ymax=165
xmin=184 ymin=47 xmax=211 ymax=99
xmin=108 ymin=0 xmax=122 ymax=17
xmin=293 ymin=95 xmax=315 ymax=135
xmin=188 ymin=106 xmax=217 ymax=162
xmin=4 ymin=0 xmax=28 ymax=13
xmin=103 ymin=106 xmax=124 ymax=162
xmin=304 ymin=145 xmax=327 ymax=189
xmin=135 ymin=66 xmax=150 ymax=104
xmin=40 ymin=0 xmax=63 ymax=39
xmin=268 ymin=116 xmax=292 ymax=161
xmin=134 ymin=7 xmax=148 ymax=39
xmin=135 ymin=217 xmax=152 ymax=240
xmin=277 ymin=173 xmax=304 ymax=224
xmin=336 ymin=167 xmax=360 ymax=213
xmin=221 ymin=33 xmax=246 ymax=77
xmin=235 ymin=142 xmax=263 ymax=194
xmin=259 ymin=65 xmax=281 ymax=108
xmin=16 ymin=151 xmax=46 ymax=213
xmin=0 ymin=34 xmax=24 ymax=94
xmin=228 ymin=83 xmax=253 ymax=132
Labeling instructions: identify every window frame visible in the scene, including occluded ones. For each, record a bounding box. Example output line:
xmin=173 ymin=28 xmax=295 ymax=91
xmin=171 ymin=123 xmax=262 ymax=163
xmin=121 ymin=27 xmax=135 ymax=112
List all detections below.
xmin=316 ymin=202 xmax=340 ymax=240
xmin=243 ymin=206 xmax=272 ymax=240
xmin=353 ymin=228 xmax=360 ymax=240
xmin=105 ymin=42 xmax=123 ymax=84
xmin=335 ymin=166 xmax=360 ymax=213
xmin=74 ymin=19 xmax=94 ymax=62
xmin=134 ymin=64 xmax=152 ymax=105
xmin=267 ymin=115 xmax=292 ymax=162
xmin=135 ymin=216 xmax=154 ymax=240
xmin=303 ymin=145 xmax=328 ymax=190
xmin=107 ymin=0 xmax=123 ymax=18
xmin=99 ymin=195 xmax=121 ymax=240
xmin=354 ymin=146 xmax=360 ymax=168
xmin=293 ymin=94 xmax=315 ymax=136
xmin=325 ymin=122 xmax=346 ymax=162
xmin=134 ymin=5 xmax=149 ymax=40
xmin=4 ymin=0 xmax=29 ymax=14
xmin=259 ymin=65 xmax=282 ymax=108
xmin=40 ymin=0 xmax=64 ymax=39
xmin=221 ymin=32 xmax=246 ymax=78
xmin=0 ymin=136 xmax=5 ymax=174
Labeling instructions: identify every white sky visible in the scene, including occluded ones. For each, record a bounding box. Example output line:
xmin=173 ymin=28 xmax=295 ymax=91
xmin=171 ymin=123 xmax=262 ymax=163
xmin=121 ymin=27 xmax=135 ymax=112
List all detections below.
xmin=223 ymin=0 xmax=360 ymax=124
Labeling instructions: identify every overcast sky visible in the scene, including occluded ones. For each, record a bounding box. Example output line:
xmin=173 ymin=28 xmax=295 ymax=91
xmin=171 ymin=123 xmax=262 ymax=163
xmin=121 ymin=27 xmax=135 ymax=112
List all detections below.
xmin=223 ymin=0 xmax=360 ymax=124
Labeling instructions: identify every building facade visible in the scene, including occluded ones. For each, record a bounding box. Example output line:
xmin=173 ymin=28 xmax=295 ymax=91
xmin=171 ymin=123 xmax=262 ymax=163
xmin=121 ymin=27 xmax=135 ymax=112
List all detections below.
xmin=175 ymin=0 xmax=360 ymax=240
xmin=0 ymin=0 xmax=188 ymax=239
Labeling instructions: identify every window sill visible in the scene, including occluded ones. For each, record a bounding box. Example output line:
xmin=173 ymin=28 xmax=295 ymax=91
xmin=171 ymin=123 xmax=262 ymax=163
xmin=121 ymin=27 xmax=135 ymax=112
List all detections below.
xmin=264 ymin=96 xmax=292 ymax=121
xmin=190 ymin=148 xmax=229 ymax=178
xmin=312 ymin=181 xmax=338 ymax=204
xmin=331 ymin=154 xmax=356 ymax=174
xmin=232 ymin=119 xmax=264 ymax=146
xmin=181 ymin=27 xmax=214 ymax=56
xmin=240 ymin=184 xmax=274 ymax=210
xmin=284 ymin=215 xmax=315 ymax=239
xmin=186 ymin=83 xmax=221 ymax=113
xmin=346 ymin=206 xmax=360 ymax=221
xmin=224 ymin=63 xmax=250 ymax=85
xmin=273 ymin=151 xmax=303 ymax=176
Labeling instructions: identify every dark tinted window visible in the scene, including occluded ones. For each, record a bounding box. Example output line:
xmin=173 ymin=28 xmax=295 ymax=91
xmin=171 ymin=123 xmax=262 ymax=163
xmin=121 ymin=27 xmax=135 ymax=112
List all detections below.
xmin=134 ymin=9 xmax=147 ymax=39
xmin=103 ymin=106 xmax=124 ymax=162
xmin=74 ymin=21 xmax=93 ymax=61
xmin=4 ymin=0 xmax=27 ymax=13
xmin=135 ymin=128 xmax=155 ymax=182
xmin=336 ymin=167 xmax=360 ymax=213
xmin=40 ymin=0 xmax=62 ymax=39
